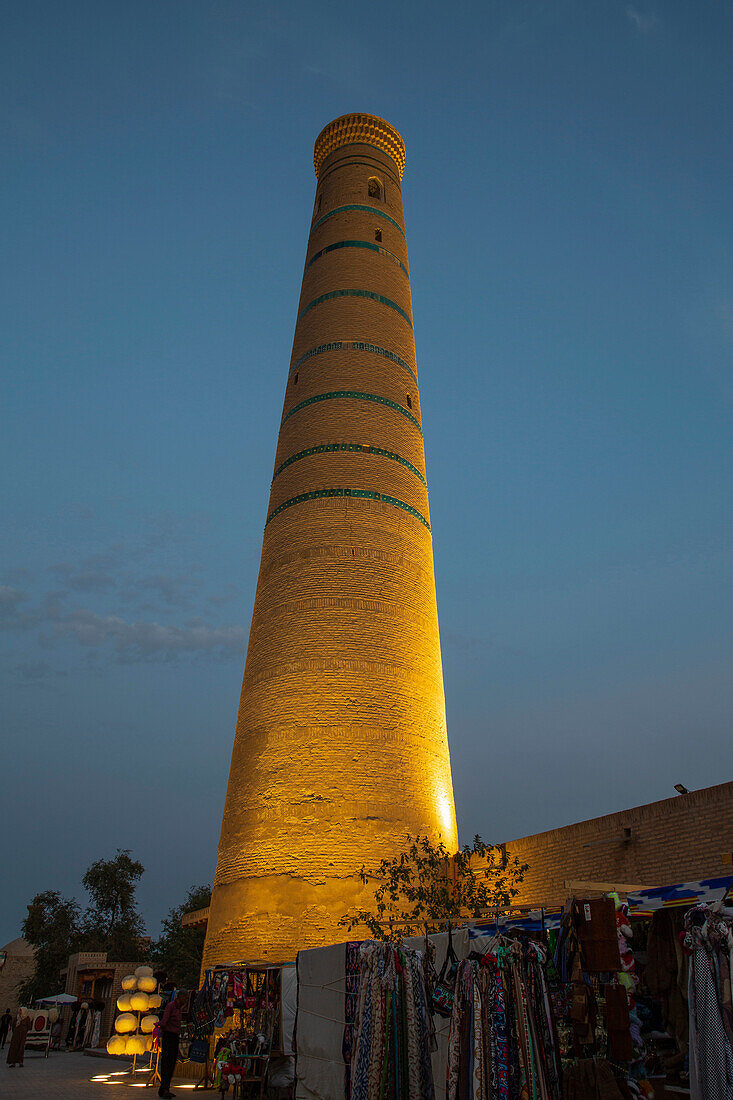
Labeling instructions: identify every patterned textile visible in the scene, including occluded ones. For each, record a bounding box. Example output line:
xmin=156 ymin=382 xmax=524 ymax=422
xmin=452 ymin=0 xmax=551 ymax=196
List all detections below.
xmin=683 ymin=903 xmax=733 ymax=1100
xmin=344 ymin=942 xmax=361 ymax=1098
xmin=627 ymin=876 xmax=733 ymax=913
xmin=471 ymin=980 xmax=482 ymax=1100
xmin=350 ymin=941 xmax=434 ymax=1100
xmin=688 ymin=945 xmax=733 ymax=1099
xmin=445 ymin=947 xmax=562 ymax=1100
xmin=486 ymin=955 xmax=509 ymax=1099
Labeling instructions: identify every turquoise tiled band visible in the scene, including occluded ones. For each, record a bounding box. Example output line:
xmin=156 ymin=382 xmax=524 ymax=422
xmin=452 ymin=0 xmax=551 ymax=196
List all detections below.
xmin=266 ymin=488 xmax=430 ymax=530
xmin=350 ymin=341 xmax=417 ymax=384
xmin=289 ymin=340 xmax=417 ymax=384
xmin=291 ymin=342 xmax=344 ymax=372
xmin=297 ymin=288 xmax=413 ymax=329
xmin=282 ymin=391 xmax=422 ymax=433
xmin=311 ymin=204 xmax=405 ymax=238
xmin=305 ymin=240 xmax=408 ymax=276
xmin=273 ymin=442 xmax=426 ymax=486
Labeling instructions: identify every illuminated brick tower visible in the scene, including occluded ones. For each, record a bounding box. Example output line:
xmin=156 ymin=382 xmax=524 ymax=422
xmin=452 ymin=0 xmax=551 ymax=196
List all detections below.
xmin=203 ymin=114 xmax=457 ymax=966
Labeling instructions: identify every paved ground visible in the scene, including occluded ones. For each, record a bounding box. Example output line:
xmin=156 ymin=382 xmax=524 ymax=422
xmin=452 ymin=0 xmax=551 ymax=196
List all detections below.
xmin=0 ymin=1050 xmax=200 ymax=1097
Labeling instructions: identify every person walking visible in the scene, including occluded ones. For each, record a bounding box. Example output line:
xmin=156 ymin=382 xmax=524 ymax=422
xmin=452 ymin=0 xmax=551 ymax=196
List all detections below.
xmin=6 ymin=1008 xmax=32 ymax=1068
xmin=0 ymin=1009 xmax=12 ymax=1049
xmin=158 ymin=990 xmax=187 ymax=1099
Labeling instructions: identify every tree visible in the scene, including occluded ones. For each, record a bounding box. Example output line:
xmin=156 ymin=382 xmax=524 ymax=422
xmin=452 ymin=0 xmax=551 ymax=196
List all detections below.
xmin=150 ymin=884 xmax=212 ymax=989
xmin=341 ymin=834 xmax=529 ymax=940
xmin=82 ymin=849 xmax=146 ymax=961
xmin=18 ymin=890 xmax=81 ymax=1004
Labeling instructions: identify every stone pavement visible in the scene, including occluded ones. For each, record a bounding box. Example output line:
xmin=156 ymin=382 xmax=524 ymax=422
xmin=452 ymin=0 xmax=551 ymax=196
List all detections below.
xmin=0 ymin=1050 xmax=198 ymax=1097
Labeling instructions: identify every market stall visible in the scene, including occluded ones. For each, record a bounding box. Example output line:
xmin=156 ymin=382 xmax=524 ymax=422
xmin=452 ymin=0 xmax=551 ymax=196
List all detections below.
xmin=625 ymin=874 xmax=733 ymax=1098
xmin=291 ymin=875 xmax=733 ymax=1100
xmin=295 ymin=928 xmax=473 ymax=1100
xmin=189 ymin=962 xmax=297 ymax=1093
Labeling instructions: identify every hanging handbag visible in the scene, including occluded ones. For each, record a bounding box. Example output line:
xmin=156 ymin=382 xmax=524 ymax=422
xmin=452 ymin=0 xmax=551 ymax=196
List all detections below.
xmin=431 ymin=925 xmax=459 ymax=1017
xmin=188 ymin=1037 xmax=210 ymax=1063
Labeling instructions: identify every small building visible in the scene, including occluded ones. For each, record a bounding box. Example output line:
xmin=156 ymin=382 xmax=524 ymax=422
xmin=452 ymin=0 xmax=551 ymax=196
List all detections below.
xmin=0 ymin=938 xmax=34 ymax=1013
xmin=61 ymin=951 xmax=146 ymax=1046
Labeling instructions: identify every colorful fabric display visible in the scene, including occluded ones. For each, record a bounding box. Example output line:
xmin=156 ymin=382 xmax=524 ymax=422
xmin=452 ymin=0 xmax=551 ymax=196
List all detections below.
xmin=446 ymin=943 xmax=562 ymax=1100
xmin=349 ymin=941 xmax=434 ymax=1100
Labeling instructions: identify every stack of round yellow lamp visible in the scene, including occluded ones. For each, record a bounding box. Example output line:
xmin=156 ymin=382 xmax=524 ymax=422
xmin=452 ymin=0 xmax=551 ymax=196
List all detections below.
xmin=107 ymin=966 xmax=161 ymax=1067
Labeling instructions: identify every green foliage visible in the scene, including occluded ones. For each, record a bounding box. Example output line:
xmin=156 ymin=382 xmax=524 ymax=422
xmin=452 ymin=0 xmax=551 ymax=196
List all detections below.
xmin=81 ymin=849 xmax=146 ymax=962
xmin=150 ymin=884 xmax=212 ymax=989
xmin=18 ymin=850 xmax=148 ymax=1001
xmin=18 ymin=890 xmax=81 ymax=1004
xmin=341 ymin=834 xmax=529 ymax=941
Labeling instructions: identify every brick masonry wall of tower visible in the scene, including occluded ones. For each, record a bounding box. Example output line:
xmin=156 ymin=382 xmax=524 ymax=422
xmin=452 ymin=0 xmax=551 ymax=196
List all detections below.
xmin=203 ymin=117 xmax=458 ymax=967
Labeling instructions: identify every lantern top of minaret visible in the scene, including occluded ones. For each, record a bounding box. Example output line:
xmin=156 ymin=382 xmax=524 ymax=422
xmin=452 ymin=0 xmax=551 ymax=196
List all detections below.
xmin=313 ymin=113 xmax=406 ymax=181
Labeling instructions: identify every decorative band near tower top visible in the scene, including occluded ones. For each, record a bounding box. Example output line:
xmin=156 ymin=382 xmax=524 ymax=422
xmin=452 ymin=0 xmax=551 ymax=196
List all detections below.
xmin=314 ymin=113 xmax=407 ymax=179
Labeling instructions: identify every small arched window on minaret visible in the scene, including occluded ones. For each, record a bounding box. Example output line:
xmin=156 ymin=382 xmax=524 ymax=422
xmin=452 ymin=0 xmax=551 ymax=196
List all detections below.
xmin=368 ymin=177 xmax=384 ymax=201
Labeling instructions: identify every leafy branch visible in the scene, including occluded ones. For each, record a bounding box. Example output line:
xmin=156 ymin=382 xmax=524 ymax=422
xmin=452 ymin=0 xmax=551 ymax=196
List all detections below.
xmin=341 ymin=834 xmax=529 ymax=941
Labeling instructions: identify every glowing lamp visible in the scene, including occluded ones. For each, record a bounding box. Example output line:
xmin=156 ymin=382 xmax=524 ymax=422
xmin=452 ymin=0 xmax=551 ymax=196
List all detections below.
xmin=129 ymin=991 xmax=149 ymax=1012
xmin=107 ymin=1034 xmax=127 ymax=1056
xmin=147 ymin=994 xmax=162 ymax=1009
xmin=140 ymin=1014 xmax=159 ymax=1034
xmin=137 ymin=976 xmax=157 ymax=993
xmin=145 ymin=1035 xmax=154 ymax=1052
xmin=134 ymin=965 xmax=154 ymax=978
xmin=121 ymin=975 xmax=137 ymax=991
xmin=116 ymin=993 xmax=132 ymax=1012
xmin=115 ymin=1012 xmax=137 ymax=1034
xmin=126 ymin=1034 xmax=147 ymax=1056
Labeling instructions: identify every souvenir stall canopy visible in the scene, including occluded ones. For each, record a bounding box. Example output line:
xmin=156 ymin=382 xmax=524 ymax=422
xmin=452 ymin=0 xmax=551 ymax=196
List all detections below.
xmin=468 ymin=911 xmax=563 ymax=936
xmin=627 ymin=875 xmax=733 ymax=914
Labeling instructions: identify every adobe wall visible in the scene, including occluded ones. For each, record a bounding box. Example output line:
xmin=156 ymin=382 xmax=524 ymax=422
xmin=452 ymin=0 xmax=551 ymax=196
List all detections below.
xmin=0 ymin=941 xmax=34 ymax=1012
xmin=503 ymin=780 xmax=733 ymax=907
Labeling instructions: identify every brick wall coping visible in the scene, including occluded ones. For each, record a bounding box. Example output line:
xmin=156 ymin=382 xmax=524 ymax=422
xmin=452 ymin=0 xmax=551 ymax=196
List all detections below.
xmin=504 ymin=780 xmax=733 ymax=848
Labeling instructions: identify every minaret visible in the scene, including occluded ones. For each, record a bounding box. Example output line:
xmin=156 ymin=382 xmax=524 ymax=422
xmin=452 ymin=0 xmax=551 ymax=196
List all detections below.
xmin=203 ymin=114 xmax=457 ymax=966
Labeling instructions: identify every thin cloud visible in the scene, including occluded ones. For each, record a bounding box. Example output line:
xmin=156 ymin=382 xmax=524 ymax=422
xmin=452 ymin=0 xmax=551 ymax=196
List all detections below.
xmin=626 ymin=5 xmax=657 ymax=32
xmin=43 ymin=601 xmax=245 ymax=662
xmin=132 ymin=572 xmax=203 ymax=609
xmin=14 ymin=660 xmax=67 ymax=682
xmin=1 ymin=586 xmax=245 ymax=663
xmin=0 ymin=586 xmax=35 ymax=628
xmin=207 ymin=584 xmax=241 ymax=608
xmin=50 ymin=562 xmax=117 ymax=592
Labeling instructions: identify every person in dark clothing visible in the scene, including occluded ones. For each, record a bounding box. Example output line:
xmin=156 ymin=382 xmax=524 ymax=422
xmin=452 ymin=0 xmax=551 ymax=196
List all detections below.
xmin=6 ymin=1010 xmax=31 ymax=1067
xmin=158 ymin=990 xmax=187 ymax=1099
xmin=0 ymin=1010 xmax=12 ymax=1049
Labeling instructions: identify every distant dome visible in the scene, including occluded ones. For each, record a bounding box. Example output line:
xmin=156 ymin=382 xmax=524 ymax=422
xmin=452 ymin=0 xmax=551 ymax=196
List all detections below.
xmin=1 ymin=938 xmax=34 ymax=958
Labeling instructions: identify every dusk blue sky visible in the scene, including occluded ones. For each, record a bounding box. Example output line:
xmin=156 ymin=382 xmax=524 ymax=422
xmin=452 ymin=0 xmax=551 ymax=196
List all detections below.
xmin=2 ymin=0 xmax=732 ymax=945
